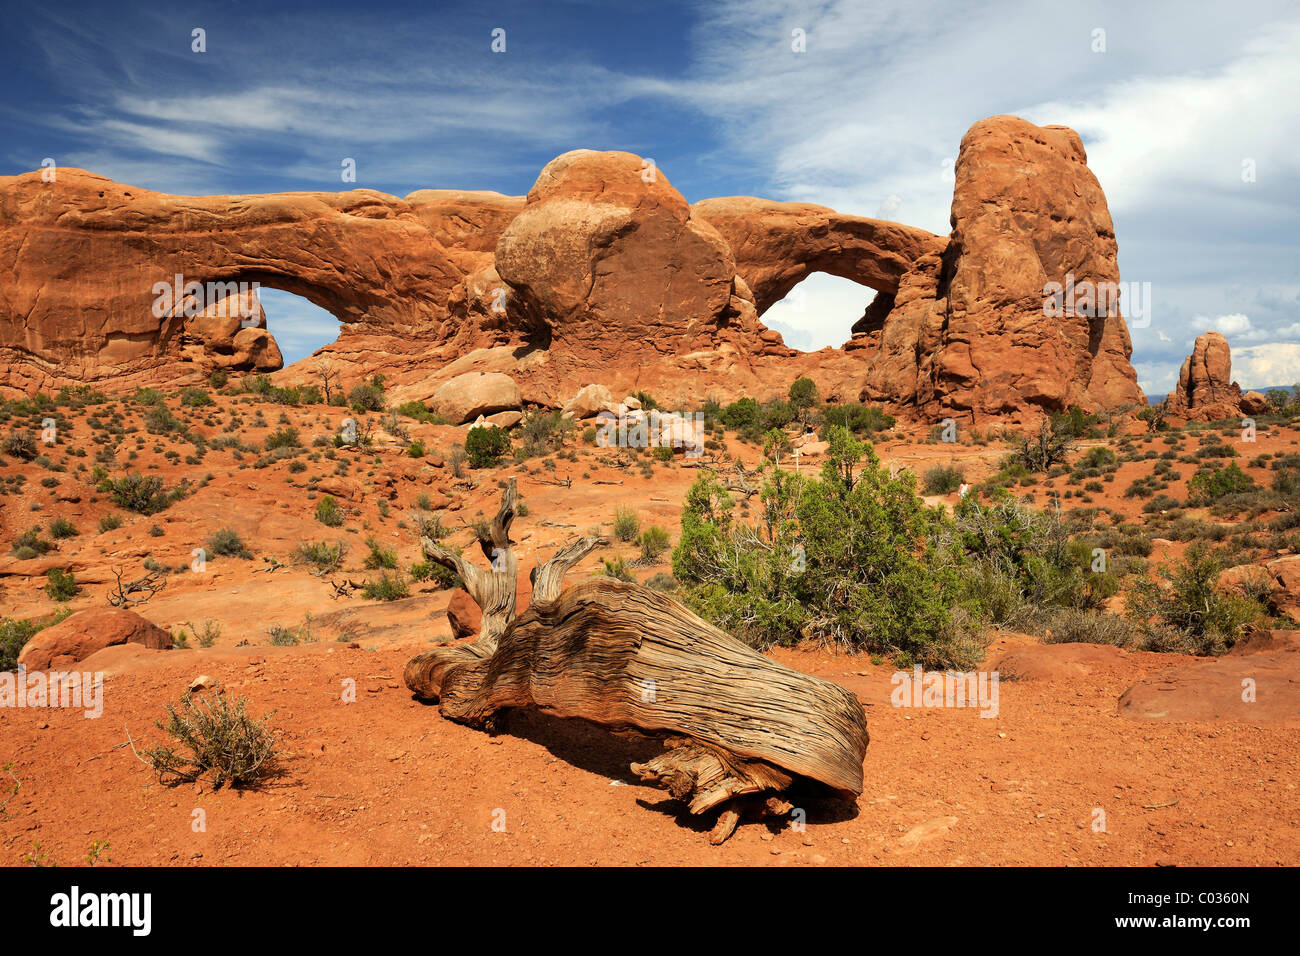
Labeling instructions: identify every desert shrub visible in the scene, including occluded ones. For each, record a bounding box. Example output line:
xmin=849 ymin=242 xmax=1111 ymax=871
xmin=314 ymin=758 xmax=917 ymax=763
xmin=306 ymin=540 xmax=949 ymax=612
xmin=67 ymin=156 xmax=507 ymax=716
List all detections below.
xmin=348 ymin=377 xmax=386 ymax=412
xmin=637 ymin=525 xmax=671 ymax=563
xmin=98 ymin=513 xmax=123 ymax=533
xmin=922 ymin=465 xmax=964 ymax=495
xmin=465 ymin=425 xmax=510 ymax=468
xmin=719 ymin=397 xmax=762 ymax=436
xmin=1050 ymin=405 xmax=1103 ymax=439
xmin=264 ymin=427 xmax=300 ymax=450
xmin=315 ymin=495 xmax=344 ymax=527
xmin=1013 ymin=418 xmax=1076 ymax=472
xmin=1 ymin=432 xmax=38 ymax=460
xmin=180 ymin=388 xmax=213 ymax=408
xmin=673 ymin=426 xmax=981 ymax=667
xmin=952 ymin=493 xmax=1117 ymax=616
xmin=1127 ymin=544 xmax=1262 ymax=654
xmin=407 ymin=440 xmax=425 ymax=458
xmin=294 ymin=540 xmax=346 ymax=574
xmin=12 ymin=526 xmax=53 ymax=557
xmin=395 ymin=400 xmax=446 ymax=424
xmin=362 ymin=570 xmax=408 ymax=601
xmin=1187 ymin=462 xmax=1254 ymax=504
xmin=206 ymin=528 xmax=251 ymax=558
xmin=0 ymin=611 xmax=70 ymax=671
xmin=103 ymin=472 xmax=171 ymax=514
xmin=599 ymin=555 xmax=634 ymax=582
xmin=141 ymin=693 xmax=278 ymax=789
xmin=191 ymin=619 xmax=222 ymax=648
xmin=613 ymin=507 xmax=640 ymax=542
xmin=645 ymin=572 xmax=679 ymax=593
xmin=1039 ymin=608 xmax=1138 ymax=646
xmin=820 ymin=404 xmax=895 ymax=437
xmin=48 ymin=517 xmax=78 ymax=540
xmin=363 ymin=536 xmax=398 ymax=569
xmin=44 ymin=568 xmax=78 ymax=602
xmin=653 ymin=445 xmax=675 ymax=463
xmin=208 ymin=370 xmax=229 ymax=389
xmin=519 ymin=410 xmax=571 ymax=457
xmin=144 ymin=405 xmax=183 ymax=435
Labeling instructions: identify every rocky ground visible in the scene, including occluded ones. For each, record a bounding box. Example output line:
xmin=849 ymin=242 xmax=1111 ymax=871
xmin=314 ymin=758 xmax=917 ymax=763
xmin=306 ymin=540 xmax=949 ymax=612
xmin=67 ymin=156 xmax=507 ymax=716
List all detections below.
xmin=1 ymin=386 xmax=1298 ymax=865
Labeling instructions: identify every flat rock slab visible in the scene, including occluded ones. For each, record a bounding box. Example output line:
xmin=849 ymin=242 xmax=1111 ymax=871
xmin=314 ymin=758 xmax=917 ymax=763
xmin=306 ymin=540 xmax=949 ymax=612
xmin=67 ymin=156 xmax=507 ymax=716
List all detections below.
xmin=1118 ymin=648 xmax=1300 ymax=727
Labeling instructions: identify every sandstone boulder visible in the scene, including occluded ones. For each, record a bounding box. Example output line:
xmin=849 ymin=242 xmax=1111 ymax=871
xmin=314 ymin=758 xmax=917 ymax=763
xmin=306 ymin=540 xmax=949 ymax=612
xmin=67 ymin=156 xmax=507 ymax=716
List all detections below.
xmin=1241 ymin=390 xmax=1270 ymax=416
xmin=17 ymin=608 xmax=171 ymax=670
xmin=561 ymin=384 xmax=614 ymax=420
xmin=432 ymin=371 xmax=521 ymax=424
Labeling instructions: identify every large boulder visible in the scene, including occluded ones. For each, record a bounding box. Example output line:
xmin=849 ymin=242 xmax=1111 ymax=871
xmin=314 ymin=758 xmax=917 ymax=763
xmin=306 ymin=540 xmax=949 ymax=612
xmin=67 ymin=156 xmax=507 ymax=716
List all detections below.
xmin=1166 ymin=331 xmax=1244 ymax=421
xmin=494 ymin=150 xmax=753 ymax=356
xmin=561 ymin=384 xmax=614 ymax=420
xmin=432 ymin=371 xmax=522 ymax=424
xmin=17 ymin=608 xmax=172 ymax=670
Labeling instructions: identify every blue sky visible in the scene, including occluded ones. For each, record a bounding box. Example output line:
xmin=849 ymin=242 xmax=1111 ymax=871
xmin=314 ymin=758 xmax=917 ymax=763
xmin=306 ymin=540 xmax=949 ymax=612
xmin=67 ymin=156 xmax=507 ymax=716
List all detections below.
xmin=2 ymin=0 xmax=1298 ymax=392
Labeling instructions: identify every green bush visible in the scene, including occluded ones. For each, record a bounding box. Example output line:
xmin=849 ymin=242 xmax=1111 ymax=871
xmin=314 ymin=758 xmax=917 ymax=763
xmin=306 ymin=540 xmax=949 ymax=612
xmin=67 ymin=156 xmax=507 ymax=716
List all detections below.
xmin=637 ymin=525 xmax=671 ymax=563
xmin=206 ymin=528 xmax=250 ymax=558
xmin=362 ymin=570 xmax=409 ymax=601
xmin=44 ymin=568 xmax=79 ymax=602
xmin=465 ymin=425 xmax=510 ymax=468
xmin=820 ymin=404 xmax=895 ymax=437
xmin=12 ymin=527 xmax=53 ymax=557
xmin=363 ymin=536 xmax=398 ymax=570
xmin=348 ymin=377 xmax=386 ymax=412
xmin=922 ymin=465 xmax=964 ymax=495
xmin=1128 ymin=543 xmax=1261 ymax=654
xmin=294 ymin=540 xmax=346 ymax=575
xmin=48 ymin=517 xmax=78 ymax=540
xmin=180 ymin=388 xmax=213 ymax=408
xmin=98 ymin=513 xmax=123 ymax=533
xmin=1187 ymin=462 xmax=1254 ymax=504
xmin=103 ymin=472 xmax=171 ymax=514
xmin=613 ymin=507 xmax=640 ymax=542
xmin=0 ymin=610 xmax=71 ymax=671
xmin=673 ymin=426 xmax=981 ymax=667
xmin=315 ymin=495 xmax=344 ymax=527
xmin=264 ymin=427 xmax=300 ymax=450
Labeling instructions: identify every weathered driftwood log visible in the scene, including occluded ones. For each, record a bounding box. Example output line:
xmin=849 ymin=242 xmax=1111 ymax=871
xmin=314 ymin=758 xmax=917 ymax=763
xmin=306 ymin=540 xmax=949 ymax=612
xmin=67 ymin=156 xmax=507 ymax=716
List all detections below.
xmin=405 ymin=478 xmax=868 ymax=843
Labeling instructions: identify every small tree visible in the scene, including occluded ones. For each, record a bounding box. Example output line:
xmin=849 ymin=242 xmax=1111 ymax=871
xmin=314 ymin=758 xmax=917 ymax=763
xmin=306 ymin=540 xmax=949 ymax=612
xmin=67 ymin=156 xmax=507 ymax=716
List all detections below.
xmin=788 ymin=377 xmax=820 ymax=425
xmin=465 ymin=425 xmax=510 ymax=468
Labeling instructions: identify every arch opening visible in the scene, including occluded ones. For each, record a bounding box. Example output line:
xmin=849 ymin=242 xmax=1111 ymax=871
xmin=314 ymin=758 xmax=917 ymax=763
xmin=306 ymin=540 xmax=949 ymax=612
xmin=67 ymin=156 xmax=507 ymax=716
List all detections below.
xmin=256 ymin=287 xmax=345 ymax=367
xmin=757 ymin=272 xmax=884 ymax=353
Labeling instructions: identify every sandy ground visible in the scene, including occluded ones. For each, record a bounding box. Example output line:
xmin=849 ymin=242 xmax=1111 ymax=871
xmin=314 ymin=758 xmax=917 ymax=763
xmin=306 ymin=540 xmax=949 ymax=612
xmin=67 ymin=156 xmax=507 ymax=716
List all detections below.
xmin=2 ymin=393 xmax=1298 ymax=865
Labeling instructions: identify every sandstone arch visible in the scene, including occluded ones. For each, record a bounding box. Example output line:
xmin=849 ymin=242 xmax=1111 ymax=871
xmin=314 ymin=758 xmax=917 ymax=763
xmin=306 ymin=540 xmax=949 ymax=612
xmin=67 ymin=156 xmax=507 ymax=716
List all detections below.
xmin=691 ymin=197 xmax=945 ymax=317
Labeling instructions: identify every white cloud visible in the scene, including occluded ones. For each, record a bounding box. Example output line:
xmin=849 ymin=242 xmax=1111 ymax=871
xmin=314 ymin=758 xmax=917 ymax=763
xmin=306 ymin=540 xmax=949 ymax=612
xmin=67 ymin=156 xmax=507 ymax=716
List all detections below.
xmin=1192 ymin=313 xmax=1254 ymax=335
xmin=1231 ymin=343 xmax=1300 ymax=389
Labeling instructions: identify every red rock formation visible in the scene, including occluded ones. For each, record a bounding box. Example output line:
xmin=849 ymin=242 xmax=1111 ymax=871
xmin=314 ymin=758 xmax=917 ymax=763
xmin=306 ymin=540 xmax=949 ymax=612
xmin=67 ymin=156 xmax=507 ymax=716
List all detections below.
xmin=863 ymin=115 xmax=1145 ymax=423
xmin=0 ymin=168 xmax=469 ymax=394
xmin=0 ymin=116 xmax=1147 ymax=424
xmin=17 ymin=607 xmax=171 ymax=670
xmin=1166 ymin=331 xmax=1248 ymax=421
xmin=691 ymin=197 xmax=944 ymax=314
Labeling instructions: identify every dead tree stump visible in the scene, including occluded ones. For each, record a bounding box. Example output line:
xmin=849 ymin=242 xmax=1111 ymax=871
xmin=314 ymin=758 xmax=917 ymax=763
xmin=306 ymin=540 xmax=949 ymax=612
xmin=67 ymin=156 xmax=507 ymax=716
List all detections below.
xmin=405 ymin=478 xmax=868 ymax=843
